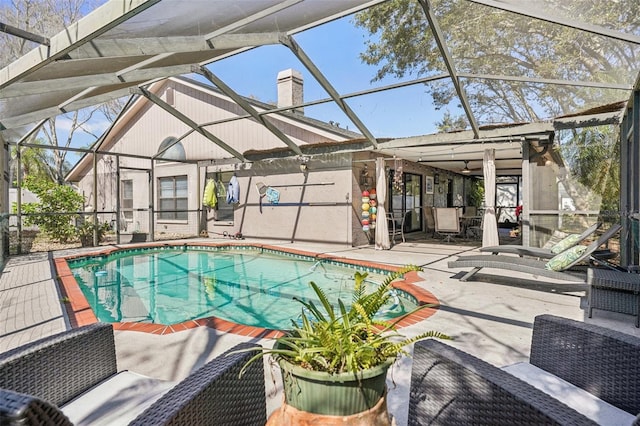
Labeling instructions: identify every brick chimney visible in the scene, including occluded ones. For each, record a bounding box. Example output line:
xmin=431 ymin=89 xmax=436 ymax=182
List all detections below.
xmin=277 ymin=69 xmax=303 ymax=114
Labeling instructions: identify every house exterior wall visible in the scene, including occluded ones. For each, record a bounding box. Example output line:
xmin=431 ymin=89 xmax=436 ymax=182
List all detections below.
xmin=207 ymin=154 xmax=355 ymax=244
xmin=68 ymin=77 xmax=363 ymax=243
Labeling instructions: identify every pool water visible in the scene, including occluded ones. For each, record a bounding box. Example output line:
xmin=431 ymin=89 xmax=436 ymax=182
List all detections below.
xmin=68 ymin=247 xmax=419 ymax=330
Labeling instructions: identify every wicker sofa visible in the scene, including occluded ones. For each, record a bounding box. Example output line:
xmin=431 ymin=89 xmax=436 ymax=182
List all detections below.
xmin=409 ymin=314 xmax=640 ymax=425
xmin=0 ymin=323 xmax=266 ymax=425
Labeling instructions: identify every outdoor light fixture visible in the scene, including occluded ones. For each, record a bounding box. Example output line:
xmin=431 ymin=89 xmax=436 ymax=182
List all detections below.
xmin=298 ymin=155 xmax=310 ymax=172
xmin=461 ymin=160 xmax=471 ymax=174
xmin=360 ymin=165 xmax=372 ymax=186
xmin=434 ymin=173 xmax=440 ymax=184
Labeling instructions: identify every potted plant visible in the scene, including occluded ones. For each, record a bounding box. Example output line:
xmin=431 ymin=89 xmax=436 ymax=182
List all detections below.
xmin=238 ymin=265 xmax=448 ymax=423
xmin=130 ymin=230 xmax=148 ymax=243
xmin=77 ymin=219 xmax=111 ymax=247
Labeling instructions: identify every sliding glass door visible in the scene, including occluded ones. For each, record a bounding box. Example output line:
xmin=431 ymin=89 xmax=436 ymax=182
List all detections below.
xmin=389 ymin=171 xmax=423 ymax=233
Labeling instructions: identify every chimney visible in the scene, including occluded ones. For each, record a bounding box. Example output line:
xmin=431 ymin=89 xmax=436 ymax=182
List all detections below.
xmin=277 ymin=69 xmax=303 ymax=114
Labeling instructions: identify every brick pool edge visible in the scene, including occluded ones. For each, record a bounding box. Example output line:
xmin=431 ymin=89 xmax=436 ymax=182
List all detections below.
xmin=54 ymin=242 xmax=440 ymax=338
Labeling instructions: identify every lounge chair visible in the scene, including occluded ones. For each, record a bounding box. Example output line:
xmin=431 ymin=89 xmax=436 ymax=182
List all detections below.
xmin=0 ymin=323 xmax=267 ymax=425
xmin=479 ymin=222 xmax=601 ymax=259
xmin=409 ymin=314 xmax=640 ymax=425
xmin=448 ymin=224 xmax=621 ymax=282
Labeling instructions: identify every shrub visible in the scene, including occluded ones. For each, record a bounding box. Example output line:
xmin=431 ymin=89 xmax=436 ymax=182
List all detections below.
xmin=21 ymin=175 xmax=84 ymax=243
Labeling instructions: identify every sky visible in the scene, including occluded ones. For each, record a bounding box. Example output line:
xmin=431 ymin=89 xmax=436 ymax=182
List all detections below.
xmin=54 ymin=10 xmax=453 ymax=166
xmin=203 ymin=16 xmax=448 ymax=137
xmin=0 ymin=0 xmax=496 ymax=167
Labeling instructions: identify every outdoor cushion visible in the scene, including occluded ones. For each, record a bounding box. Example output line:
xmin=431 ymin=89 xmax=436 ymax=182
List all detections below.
xmin=502 ymin=362 xmax=635 ymax=425
xmin=545 ymin=245 xmax=587 ymax=271
xmin=61 ymin=371 xmax=176 ymax=426
xmin=550 ymin=233 xmax=582 ymax=254
xmin=542 ymin=230 xmax=569 ymax=249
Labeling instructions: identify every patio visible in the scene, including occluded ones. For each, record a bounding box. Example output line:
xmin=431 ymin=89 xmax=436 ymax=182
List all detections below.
xmin=1 ymin=1 xmax=640 ymax=423
xmin=1 ymin=236 xmax=638 ymax=425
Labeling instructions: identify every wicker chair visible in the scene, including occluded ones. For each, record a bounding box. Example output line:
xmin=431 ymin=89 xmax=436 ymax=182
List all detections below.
xmin=409 ymin=314 xmax=640 ymax=425
xmin=588 ymin=267 xmax=640 ymax=327
xmin=0 ymin=323 xmax=266 ymax=425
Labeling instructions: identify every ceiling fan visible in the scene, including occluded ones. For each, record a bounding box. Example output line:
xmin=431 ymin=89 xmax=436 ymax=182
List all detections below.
xmin=461 ymin=160 xmax=482 ymax=174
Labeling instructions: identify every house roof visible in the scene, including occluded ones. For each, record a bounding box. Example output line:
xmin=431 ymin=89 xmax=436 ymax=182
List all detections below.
xmin=66 ymin=74 xmax=363 ymax=180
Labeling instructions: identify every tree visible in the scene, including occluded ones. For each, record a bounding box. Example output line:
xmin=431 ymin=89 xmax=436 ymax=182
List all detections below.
xmin=10 ymin=139 xmax=53 ymax=185
xmin=354 ymin=1 xmax=632 ymax=216
xmin=557 ymin=126 xmax=620 ymax=213
xmin=354 ymin=0 xmax=640 ymax=124
xmin=1 ymin=0 xmax=124 ymax=184
xmin=0 ymin=0 xmax=104 ymax=66
xmin=436 ymin=110 xmax=467 ymax=133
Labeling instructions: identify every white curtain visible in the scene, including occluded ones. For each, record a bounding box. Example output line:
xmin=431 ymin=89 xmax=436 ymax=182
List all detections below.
xmin=375 ymin=157 xmax=390 ymax=250
xmin=482 ymin=148 xmax=499 ymax=247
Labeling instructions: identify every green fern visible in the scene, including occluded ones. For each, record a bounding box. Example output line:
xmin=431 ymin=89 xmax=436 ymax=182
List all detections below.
xmin=235 ymin=264 xmax=450 ymax=376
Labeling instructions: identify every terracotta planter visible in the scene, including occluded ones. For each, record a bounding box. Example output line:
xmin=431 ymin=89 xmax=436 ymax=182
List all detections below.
xmin=267 ymin=393 xmax=391 ymax=426
xmin=277 ymin=357 xmax=393 ymax=416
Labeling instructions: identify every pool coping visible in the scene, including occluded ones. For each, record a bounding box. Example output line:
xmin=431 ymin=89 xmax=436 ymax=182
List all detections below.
xmin=54 ymin=242 xmax=440 ymax=338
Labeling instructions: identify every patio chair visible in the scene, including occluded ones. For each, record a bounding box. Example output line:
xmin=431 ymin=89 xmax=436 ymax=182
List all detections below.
xmin=433 ymin=207 xmax=461 ymax=243
xmin=463 ymin=215 xmax=483 ymax=240
xmin=409 ymin=314 xmax=640 ymax=425
xmin=423 ymin=206 xmax=436 ymax=238
xmin=388 ymin=210 xmax=410 ymax=244
xmin=588 ymin=267 xmax=640 ymax=327
xmin=479 ymin=222 xmax=601 ymax=258
xmin=0 ymin=323 xmax=267 ymax=426
xmin=448 ymin=224 xmax=621 ymax=282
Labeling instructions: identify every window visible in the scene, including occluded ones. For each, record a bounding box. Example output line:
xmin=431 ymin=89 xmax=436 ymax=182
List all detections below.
xmin=158 ymin=175 xmax=188 ymax=220
xmin=157 ymin=136 xmax=186 ymax=161
xmin=388 ymin=171 xmax=422 ymax=233
xmin=121 ymin=180 xmax=133 ymax=220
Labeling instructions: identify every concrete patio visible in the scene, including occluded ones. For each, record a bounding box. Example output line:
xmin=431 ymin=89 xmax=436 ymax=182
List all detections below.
xmin=1 ymin=237 xmax=638 ymax=425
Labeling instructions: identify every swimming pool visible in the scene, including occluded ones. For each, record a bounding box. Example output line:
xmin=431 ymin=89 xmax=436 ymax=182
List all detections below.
xmin=67 ymin=245 xmax=421 ymax=330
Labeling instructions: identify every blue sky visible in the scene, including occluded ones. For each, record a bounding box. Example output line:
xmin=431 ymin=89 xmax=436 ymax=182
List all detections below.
xmin=56 ymin=9 xmax=453 ymax=165
xmin=203 ymin=16 xmax=448 ymax=138
xmin=61 ymin=14 xmax=450 ymax=164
